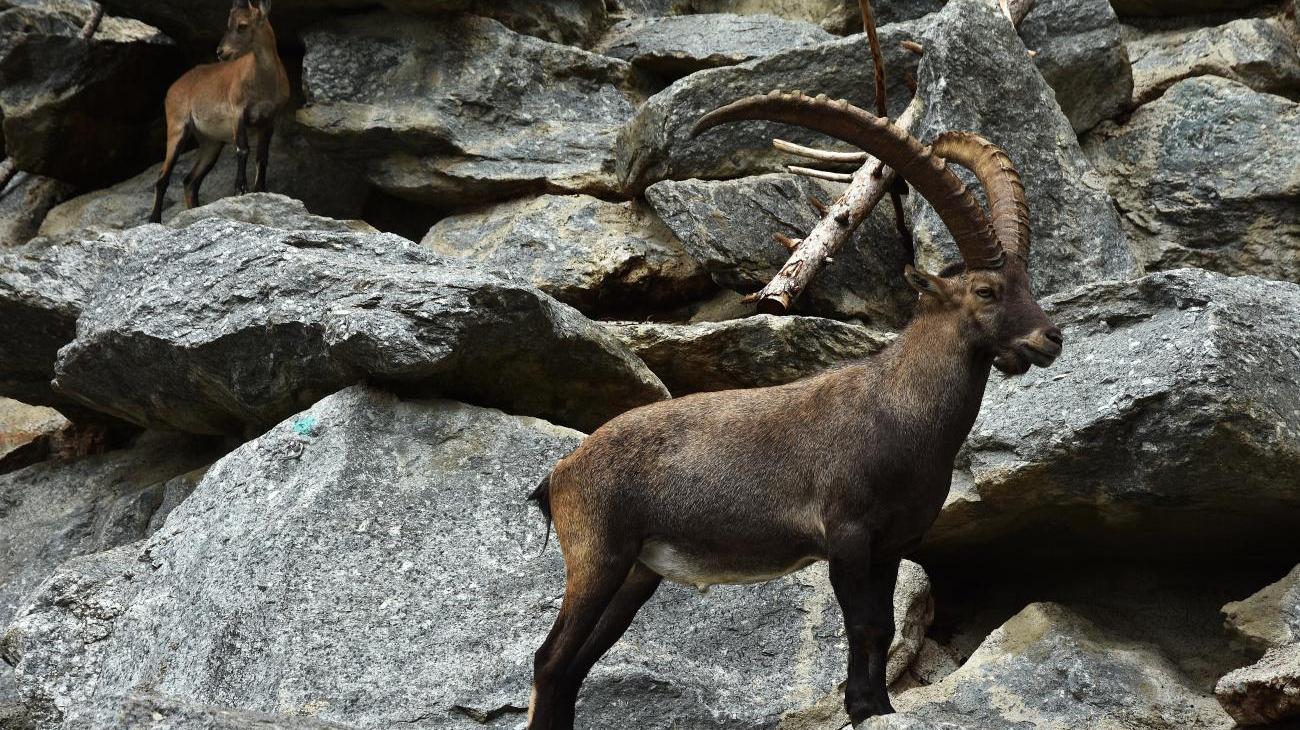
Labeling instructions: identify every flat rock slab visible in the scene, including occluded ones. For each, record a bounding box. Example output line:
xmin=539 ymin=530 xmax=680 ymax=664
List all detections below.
xmin=1084 ymin=76 xmax=1300 ymax=281
xmin=52 ymin=218 xmax=667 ymax=434
xmin=3 ymin=386 xmax=853 ymax=729
xmin=596 ymin=13 xmax=834 ymax=76
xmin=0 ymin=173 xmax=73 ymax=248
xmin=1127 ymin=17 xmax=1300 ymax=106
xmin=166 ymin=194 xmax=376 ymax=234
xmin=646 ymin=173 xmax=915 ymax=326
xmin=423 ymin=194 xmax=711 ymax=317
xmin=1223 ymin=564 xmax=1300 ymax=652
xmin=1020 ymin=0 xmax=1132 ymax=133
xmin=924 ymin=269 xmax=1300 ymax=560
xmin=906 ymin=0 xmax=1137 ymax=298
xmin=607 ymin=314 xmax=894 ymax=396
xmin=297 ymin=13 xmax=642 ymax=207
xmin=868 ymin=603 xmax=1232 ymax=729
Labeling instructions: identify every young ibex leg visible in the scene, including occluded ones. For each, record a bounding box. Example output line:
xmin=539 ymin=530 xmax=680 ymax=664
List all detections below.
xmin=252 ymin=124 xmax=274 ymax=193
xmin=150 ymin=121 xmax=193 ymax=223
xmin=828 ymin=526 xmax=899 ymax=724
xmin=551 ymin=562 xmax=662 ymax=728
xmin=530 ymin=548 xmax=637 ymax=730
xmin=183 ymin=142 xmax=224 ymax=210
xmin=234 ymin=111 xmax=251 ymax=195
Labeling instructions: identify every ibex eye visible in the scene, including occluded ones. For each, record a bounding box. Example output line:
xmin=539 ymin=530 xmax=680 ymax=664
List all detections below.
xmin=976 ymin=287 xmax=995 ymax=299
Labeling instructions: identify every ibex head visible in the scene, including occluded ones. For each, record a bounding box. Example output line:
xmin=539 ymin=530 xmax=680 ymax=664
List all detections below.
xmin=217 ymin=0 xmax=272 ymax=62
xmin=691 ymin=91 xmax=1062 ymax=376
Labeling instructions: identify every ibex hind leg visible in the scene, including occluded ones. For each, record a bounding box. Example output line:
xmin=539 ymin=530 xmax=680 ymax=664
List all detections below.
xmin=530 ymin=549 xmax=638 ymax=730
xmin=551 ymin=562 xmax=662 ymax=728
xmin=183 ymin=141 xmax=224 ymax=210
xmin=149 ymin=120 xmax=193 ymax=223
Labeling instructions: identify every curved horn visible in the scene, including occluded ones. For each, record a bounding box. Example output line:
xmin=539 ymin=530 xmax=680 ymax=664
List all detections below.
xmin=930 ymin=132 xmax=1029 ymax=262
xmin=691 ymin=90 xmax=1005 ymax=270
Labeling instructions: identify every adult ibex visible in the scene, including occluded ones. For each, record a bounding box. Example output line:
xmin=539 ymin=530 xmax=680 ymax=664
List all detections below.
xmin=527 ymin=91 xmax=1063 ymax=729
xmin=148 ymin=0 xmax=288 ymax=223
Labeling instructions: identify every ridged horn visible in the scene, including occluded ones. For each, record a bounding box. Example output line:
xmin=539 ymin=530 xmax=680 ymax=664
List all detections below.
xmin=930 ymin=132 xmax=1029 ymax=262
xmin=691 ymin=90 xmax=1005 ymax=271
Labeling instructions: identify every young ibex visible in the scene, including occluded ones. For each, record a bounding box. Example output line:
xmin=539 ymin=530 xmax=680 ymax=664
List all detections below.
xmin=527 ymin=91 xmax=1063 ymax=729
xmin=148 ymin=0 xmax=288 ymax=223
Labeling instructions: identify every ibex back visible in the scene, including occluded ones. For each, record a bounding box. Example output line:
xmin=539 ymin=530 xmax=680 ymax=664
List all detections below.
xmin=148 ymin=0 xmax=289 ymax=223
xmin=527 ymin=92 xmax=1063 ymax=729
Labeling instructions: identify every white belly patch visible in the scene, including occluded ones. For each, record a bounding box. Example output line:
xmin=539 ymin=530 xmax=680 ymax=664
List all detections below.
xmin=638 ymin=541 xmax=818 ymax=592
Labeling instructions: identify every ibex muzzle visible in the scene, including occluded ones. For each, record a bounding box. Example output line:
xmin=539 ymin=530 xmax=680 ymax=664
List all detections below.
xmin=526 ymin=91 xmax=1063 ymax=730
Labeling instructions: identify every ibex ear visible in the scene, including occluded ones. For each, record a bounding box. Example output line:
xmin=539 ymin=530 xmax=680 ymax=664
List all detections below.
xmin=257 ymin=0 xmax=271 ymax=16
xmin=904 ymin=265 xmax=950 ymax=302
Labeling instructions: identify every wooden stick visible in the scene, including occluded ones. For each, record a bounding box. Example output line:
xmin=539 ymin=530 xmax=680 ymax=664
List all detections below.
xmin=900 ymin=40 xmax=924 ymax=56
xmin=773 ymin=233 xmax=801 ymax=252
xmin=81 ymin=2 xmax=104 ymax=39
xmin=773 ymin=138 xmax=867 ymax=164
xmin=746 ymin=99 xmax=920 ymax=314
xmin=788 ymin=165 xmax=855 ymax=183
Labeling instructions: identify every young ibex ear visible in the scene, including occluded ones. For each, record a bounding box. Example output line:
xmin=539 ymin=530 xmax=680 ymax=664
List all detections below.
xmin=904 ymin=265 xmax=950 ymax=302
xmin=256 ymin=0 xmax=271 ymax=15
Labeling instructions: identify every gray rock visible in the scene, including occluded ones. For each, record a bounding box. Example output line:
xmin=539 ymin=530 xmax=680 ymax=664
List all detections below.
xmin=1127 ymin=17 xmax=1300 ymax=106
xmin=1083 ymin=77 xmax=1300 ymax=281
xmin=38 ymin=124 xmax=370 ymax=236
xmin=0 ymin=228 xmax=138 ymax=415
xmin=480 ymin=0 xmax=608 ymax=47
xmin=296 ymin=13 xmax=642 ymax=207
xmin=924 ymin=269 xmax=1300 ymax=560
xmin=1223 ymin=564 xmax=1300 ymax=652
xmin=0 ymin=398 xmax=68 ymax=474
xmin=1215 ymin=644 xmax=1300 ymax=726
xmin=668 ymin=0 xmax=943 ymax=32
xmin=1019 ymin=0 xmax=1132 ymax=132
xmin=166 ymin=194 xmax=376 ymax=234
xmin=871 ymin=603 xmax=1232 ymax=730
xmin=74 ymin=693 xmax=357 ymax=729
xmin=606 ymin=314 xmax=894 ymax=396
xmin=0 ymin=3 xmax=181 ymax=187
xmin=0 ymin=431 xmax=220 ymax=702
xmin=907 ymin=0 xmax=1138 ymax=298
xmin=3 ymin=386 xmax=853 ymax=729
xmin=422 ymin=194 xmax=711 ymax=317
xmin=617 ymin=20 xmax=924 ymax=192
xmin=1109 ymin=0 xmax=1271 ymax=17
xmin=52 ymin=219 xmax=668 ymax=434
xmin=0 ymin=701 xmax=31 ymax=730
xmin=596 ymin=13 xmax=835 ymax=77
xmin=645 ymin=173 xmax=915 ymax=326
xmin=0 ymin=173 xmax=73 ymax=248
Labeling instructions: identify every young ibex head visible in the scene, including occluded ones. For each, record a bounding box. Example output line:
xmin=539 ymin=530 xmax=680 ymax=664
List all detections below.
xmin=692 ymin=91 xmax=1061 ymax=375
xmin=217 ymin=0 xmax=272 ymax=62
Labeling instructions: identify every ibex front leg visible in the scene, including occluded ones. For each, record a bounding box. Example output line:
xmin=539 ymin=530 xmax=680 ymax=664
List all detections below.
xmin=828 ymin=525 xmax=899 ymax=725
xmin=234 ymin=110 xmax=250 ymax=195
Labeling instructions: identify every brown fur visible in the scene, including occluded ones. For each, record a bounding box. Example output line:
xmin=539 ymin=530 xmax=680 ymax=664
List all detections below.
xmin=148 ymin=0 xmax=288 ymax=223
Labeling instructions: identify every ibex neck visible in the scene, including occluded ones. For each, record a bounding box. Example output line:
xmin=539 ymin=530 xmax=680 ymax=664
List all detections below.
xmin=251 ymin=27 xmax=281 ymax=74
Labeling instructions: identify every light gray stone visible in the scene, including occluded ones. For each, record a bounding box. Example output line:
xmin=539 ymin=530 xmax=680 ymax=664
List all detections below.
xmin=607 ymin=314 xmax=894 ymax=396
xmin=1127 ymin=17 xmax=1300 ymax=106
xmin=69 ymin=693 xmax=357 ymax=730
xmin=1084 ymin=76 xmax=1300 ymax=281
xmin=166 ymin=194 xmax=376 ymax=234
xmin=2 ymin=386 xmax=851 ymax=729
xmin=907 ymin=0 xmax=1138 ymax=298
xmin=596 ymin=13 xmax=835 ymax=76
xmin=422 ymin=194 xmax=711 ymax=317
xmin=0 ymin=398 xmax=68 ymax=474
xmin=1019 ymin=0 xmax=1132 ymax=132
xmin=924 ymin=269 xmax=1300 ymax=560
xmin=645 ymin=173 xmax=915 ymax=326
xmin=0 ymin=173 xmax=72 ymax=248
xmin=297 ymin=13 xmax=642 ymax=207
xmin=51 ymin=219 xmax=668 ymax=434
xmin=1223 ymin=564 xmax=1300 ymax=652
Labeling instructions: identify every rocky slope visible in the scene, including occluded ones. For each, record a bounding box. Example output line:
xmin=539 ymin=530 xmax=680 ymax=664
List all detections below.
xmin=1 ymin=0 xmax=1298 ymax=728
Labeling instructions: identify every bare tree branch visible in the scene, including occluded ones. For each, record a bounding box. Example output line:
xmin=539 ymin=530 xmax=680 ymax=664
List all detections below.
xmin=81 ymin=2 xmax=104 ymax=39
xmin=773 ymin=138 xmax=868 ymax=164
xmin=788 ymin=165 xmax=856 ymax=183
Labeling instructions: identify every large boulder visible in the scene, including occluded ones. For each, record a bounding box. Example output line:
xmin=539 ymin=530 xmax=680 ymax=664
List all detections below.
xmin=1215 ymin=565 xmax=1300 ymax=725
xmin=422 ymin=194 xmax=712 ymax=318
xmin=3 ymin=386 xmax=860 ymax=729
xmin=607 ymin=314 xmax=893 ymax=396
xmin=105 ymin=694 xmax=356 ymax=730
xmin=868 ymin=603 xmax=1233 ymax=729
xmin=51 ymin=218 xmax=668 ymax=434
xmin=296 ymin=13 xmax=642 ymax=207
xmin=1223 ymin=564 xmax=1300 ymax=652
xmin=37 ymin=124 xmax=370 ymax=236
xmin=165 ymin=193 xmax=375 ymax=234
xmin=0 ymin=398 xmax=68 ymax=474
xmin=0 ymin=431 xmax=220 ymax=703
xmin=0 ymin=2 xmax=181 ymax=187
xmin=922 ymin=269 xmax=1300 ymax=561
xmin=1019 ymin=0 xmax=1131 ymax=133
xmin=645 ymin=173 xmax=915 ymax=326
xmin=1084 ymin=77 xmax=1299 ymax=281
xmin=595 ymin=13 xmax=834 ymax=77
xmin=1126 ymin=17 xmax=1300 ymax=106
xmin=616 ymin=20 xmax=923 ymax=192
xmin=906 ymin=0 xmax=1138 ymax=297
xmin=0 ymin=173 xmax=72 ymax=248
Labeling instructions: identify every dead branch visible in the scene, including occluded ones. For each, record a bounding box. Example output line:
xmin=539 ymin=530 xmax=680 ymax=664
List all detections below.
xmin=773 ymin=138 xmax=868 ymax=164
xmin=773 ymin=233 xmax=801 ymax=252
xmin=900 ymin=40 xmax=924 ymax=56
xmin=744 ymin=99 xmax=920 ymax=314
xmin=788 ymin=165 xmax=855 ymax=183
xmin=81 ymin=2 xmax=104 ymax=39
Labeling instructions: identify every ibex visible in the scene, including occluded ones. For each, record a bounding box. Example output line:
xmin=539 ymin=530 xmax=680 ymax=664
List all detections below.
xmin=527 ymin=91 xmax=1063 ymax=729
xmin=148 ymin=0 xmax=289 ymax=223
